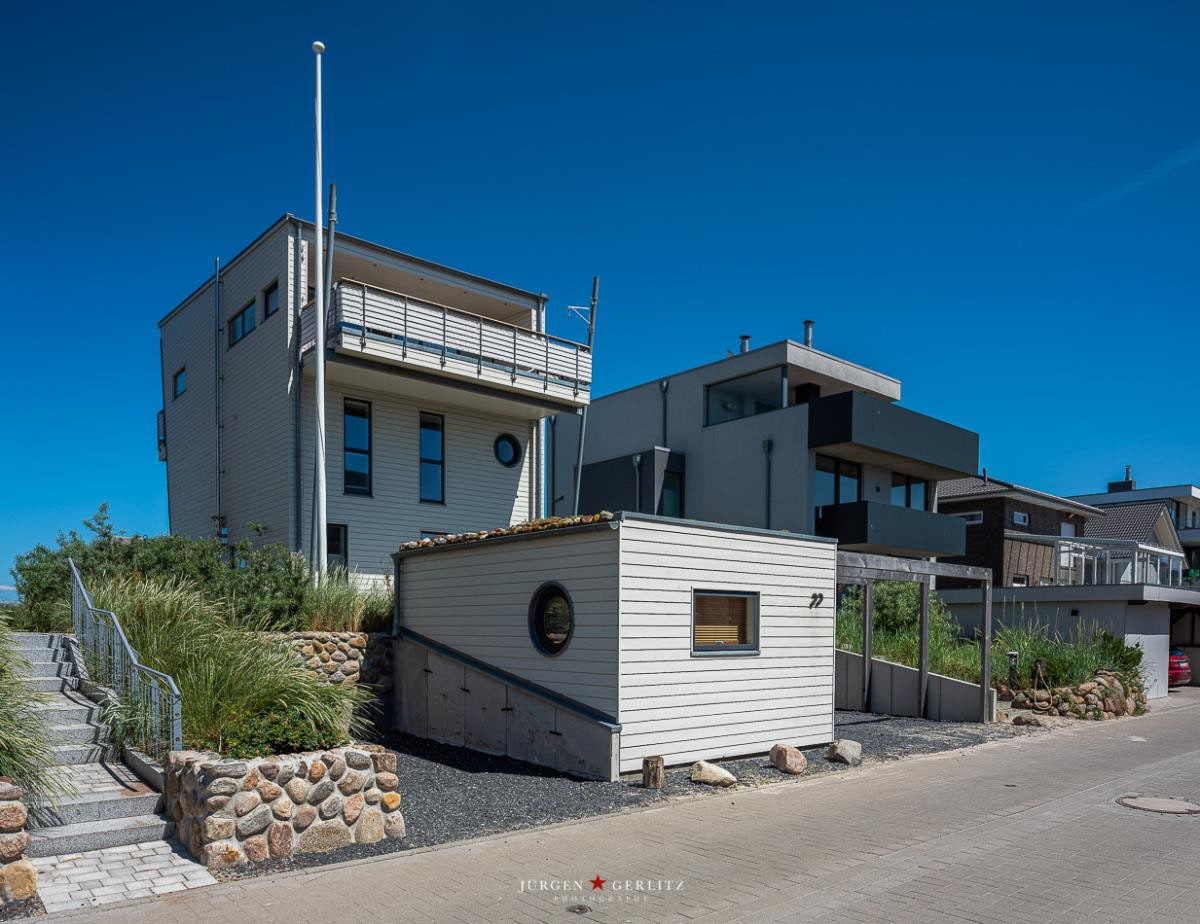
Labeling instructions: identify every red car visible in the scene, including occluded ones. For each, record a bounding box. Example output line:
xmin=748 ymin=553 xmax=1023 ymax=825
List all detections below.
xmin=1169 ymin=648 xmax=1192 ymax=686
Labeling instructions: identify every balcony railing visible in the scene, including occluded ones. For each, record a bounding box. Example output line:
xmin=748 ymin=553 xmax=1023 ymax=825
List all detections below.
xmin=300 ymin=280 xmax=591 ymax=405
xmin=1018 ymin=535 xmax=1188 ymax=588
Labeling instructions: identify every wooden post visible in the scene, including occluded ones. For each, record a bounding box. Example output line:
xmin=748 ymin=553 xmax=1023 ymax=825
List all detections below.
xmin=918 ymin=578 xmax=930 ymax=719
xmin=862 ymin=580 xmax=873 ymax=711
xmin=980 ymin=579 xmax=993 ymax=722
xmin=642 ymin=756 xmax=665 ymax=789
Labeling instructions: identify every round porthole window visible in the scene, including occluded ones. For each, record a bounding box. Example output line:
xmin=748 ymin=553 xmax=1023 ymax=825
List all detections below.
xmin=494 ymin=433 xmax=522 ymax=468
xmin=529 ymin=583 xmax=574 ymax=656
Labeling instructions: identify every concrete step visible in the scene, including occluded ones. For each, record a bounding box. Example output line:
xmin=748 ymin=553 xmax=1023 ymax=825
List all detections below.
xmin=25 ymin=815 xmax=175 ymax=858
xmin=49 ymin=743 xmax=107 ymax=766
xmin=11 ymin=633 xmax=67 ymax=651
xmin=15 ymin=660 xmax=76 ymax=679
xmin=20 ymin=647 xmax=72 ymax=664
xmin=23 ymin=675 xmax=80 ymax=694
xmin=47 ymin=723 xmax=108 ymax=744
xmin=29 ymin=787 xmax=162 ymax=828
xmin=32 ymin=694 xmax=101 ymax=726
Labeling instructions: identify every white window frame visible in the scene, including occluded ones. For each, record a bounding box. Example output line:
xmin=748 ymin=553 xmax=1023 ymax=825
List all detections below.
xmin=953 ymin=511 xmax=983 ymax=525
xmin=1013 ymin=511 xmax=1030 ymax=527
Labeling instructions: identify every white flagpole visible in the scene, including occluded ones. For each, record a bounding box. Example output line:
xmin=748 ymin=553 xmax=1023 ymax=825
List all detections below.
xmin=312 ymin=40 xmax=328 ymax=578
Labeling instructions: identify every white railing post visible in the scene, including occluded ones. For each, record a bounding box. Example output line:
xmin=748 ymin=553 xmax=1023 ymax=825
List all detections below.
xmin=441 ymin=307 xmax=447 ymax=367
xmin=477 ymin=318 xmax=483 ymax=376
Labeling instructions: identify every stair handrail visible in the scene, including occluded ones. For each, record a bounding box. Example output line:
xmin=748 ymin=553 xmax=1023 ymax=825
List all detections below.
xmin=67 ymin=559 xmax=183 ymax=761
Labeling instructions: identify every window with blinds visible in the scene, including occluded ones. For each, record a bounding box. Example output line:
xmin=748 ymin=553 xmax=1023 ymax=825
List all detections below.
xmin=692 ymin=592 xmax=759 ymax=654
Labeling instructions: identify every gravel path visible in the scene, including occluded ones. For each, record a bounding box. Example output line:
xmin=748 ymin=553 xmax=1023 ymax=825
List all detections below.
xmin=214 ymin=711 xmax=1039 ymax=881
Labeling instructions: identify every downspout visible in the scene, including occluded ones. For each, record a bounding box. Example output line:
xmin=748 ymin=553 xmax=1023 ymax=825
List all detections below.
xmin=659 ymin=379 xmax=669 ymax=446
xmin=762 ymin=439 xmax=774 ymax=529
xmin=547 ymin=416 xmax=557 ymax=517
xmin=213 ymin=258 xmax=224 ymax=546
xmin=632 ymin=453 xmax=643 ymax=513
xmin=291 ymin=220 xmax=304 ymax=552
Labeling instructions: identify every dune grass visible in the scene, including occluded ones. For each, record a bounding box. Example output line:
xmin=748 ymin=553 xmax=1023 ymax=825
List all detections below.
xmin=0 ymin=610 xmax=57 ymax=806
xmin=298 ymin=567 xmax=393 ymax=633
xmin=71 ymin=575 xmax=370 ymax=757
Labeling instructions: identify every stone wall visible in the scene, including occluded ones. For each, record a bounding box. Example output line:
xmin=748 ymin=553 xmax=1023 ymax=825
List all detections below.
xmin=0 ymin=779 xmax=37 ymax=907
xmin=281 ymin=632 xmax=393 ymax=691
xmin=166 ymin=745 xmax=405 ymax=871
xmin=1000 ymin=669 xmax=1148 ymax=720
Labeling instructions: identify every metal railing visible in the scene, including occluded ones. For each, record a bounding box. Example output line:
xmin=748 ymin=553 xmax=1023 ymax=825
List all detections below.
xmin=68 ymin=559 xmax=182 ymax=761
xmin=299 ymin=279 xmax=592 ymax=398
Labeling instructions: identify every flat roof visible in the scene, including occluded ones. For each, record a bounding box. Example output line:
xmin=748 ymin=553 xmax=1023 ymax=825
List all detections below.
xmin=391 ymin=510 xmax=835 ymax=561
xmin=590 ymin=339 xmax=902 ymax=404
xmin=940 ymin=584 xmax=1200 ymax=606
xmin=160 ymin=213 xmax=544 ymax=327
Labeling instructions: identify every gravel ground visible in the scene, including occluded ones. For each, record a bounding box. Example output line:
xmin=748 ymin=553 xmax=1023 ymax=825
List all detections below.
xmin=214 ymin=711 xmax=1040 ymax=881
xmin=0 ymin=897 xmax=44 ymax=921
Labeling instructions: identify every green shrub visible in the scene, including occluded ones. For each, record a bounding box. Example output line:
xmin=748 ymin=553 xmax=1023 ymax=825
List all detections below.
xmin=836 ymin=583 xmax=1146 ymax=689
xmin=76 ymin=575 xmax=369 ymax=756
xmin=13 ymin=504 xmax=373 ymax=633
xmin=0 ymin=611 xmax=57 ymax=806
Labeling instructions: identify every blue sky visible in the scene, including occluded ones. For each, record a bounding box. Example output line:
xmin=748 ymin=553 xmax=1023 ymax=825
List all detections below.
xmin=2 ymin=2 xmax=1198 ymax=593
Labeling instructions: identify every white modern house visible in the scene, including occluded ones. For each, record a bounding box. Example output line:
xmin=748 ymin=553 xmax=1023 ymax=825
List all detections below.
xmin=392 ymin=513 xmax=838 ymax=780
xmin=158 ymin=215 xmax=591 ymax=574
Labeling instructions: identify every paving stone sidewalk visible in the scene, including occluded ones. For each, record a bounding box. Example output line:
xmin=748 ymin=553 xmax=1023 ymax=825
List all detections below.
xmin=48 ymin=688 xmax=1200 ymax=923
xmin=32 ymin=841 xmax=216 ymax=913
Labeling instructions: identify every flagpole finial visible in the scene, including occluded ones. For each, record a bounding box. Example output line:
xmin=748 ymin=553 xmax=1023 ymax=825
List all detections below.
xmin=312 ymin=41 xmax=325 ymax=54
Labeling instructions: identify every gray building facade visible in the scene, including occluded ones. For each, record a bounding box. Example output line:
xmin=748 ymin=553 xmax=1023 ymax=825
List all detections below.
xmin=549 ymin=335 xmax=978 ymax=559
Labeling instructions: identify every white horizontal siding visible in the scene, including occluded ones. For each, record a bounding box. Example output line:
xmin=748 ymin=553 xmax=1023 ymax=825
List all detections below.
xmin=399 ymin=528 xmax=621 ymax=715
xmin=159 ymin=223 xmax=291 ymax=544
xmin=300 ymin=380 xmax=535 ymax=575
xmin=616 ymin=518 xmax=837 ymax=771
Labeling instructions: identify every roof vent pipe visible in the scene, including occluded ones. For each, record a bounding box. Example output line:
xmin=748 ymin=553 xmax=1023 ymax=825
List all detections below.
xmin=739 ymin=335 xmax=751 ymax=354
xmin=1125 ymin=464 xmax=1133 ymax=482
xmin=982 ymin=467 xmax=988 ymax=485
xmin=803 ymin=319 xmax=814 ymax=347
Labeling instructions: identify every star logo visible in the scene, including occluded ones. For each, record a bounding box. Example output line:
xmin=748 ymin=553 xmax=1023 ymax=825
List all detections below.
xmin=589 ymin=875 xmax=606 ymax=891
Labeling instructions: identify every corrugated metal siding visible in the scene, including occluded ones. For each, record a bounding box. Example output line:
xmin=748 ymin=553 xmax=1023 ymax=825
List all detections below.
xmin=399 ymin=529 xmax=621 ymax=714
xmin=300 ymin=380 xmax=536 ymax=575
xmin=616 ymin=518 xmax=837 ymax=772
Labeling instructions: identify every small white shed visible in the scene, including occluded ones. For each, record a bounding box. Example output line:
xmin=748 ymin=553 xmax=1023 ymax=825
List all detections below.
xmin=392 ymin=512 xmax=837 ymax=780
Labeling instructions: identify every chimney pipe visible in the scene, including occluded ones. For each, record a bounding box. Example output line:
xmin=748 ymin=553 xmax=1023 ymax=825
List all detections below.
xmin=982 ymin=467 xmax=988 ymax=485
xmin=739 ymin=334 xmax=751 ymax=354
xmin=803 ymin=319 xmax=814 ymax=347
xmin=1125 ymin=464 xmax=1132 ymax=482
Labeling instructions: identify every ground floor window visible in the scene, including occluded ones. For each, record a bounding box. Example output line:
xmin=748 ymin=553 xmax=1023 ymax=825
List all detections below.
xmin=658 ymin=470 xmax=684 ymax=517
xmin=327 ymin=524 xmax=347 ymax=570
xmin=692 ymin=591 xmax=759 ymax=655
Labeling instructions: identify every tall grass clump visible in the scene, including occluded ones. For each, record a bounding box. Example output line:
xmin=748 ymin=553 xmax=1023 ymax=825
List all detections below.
xmin=298 ymin=567 xmax=393 ymax=633
xmin=74 ymin=575 xmax=370 ymax=758
xmin=836 ymin=582 xmax=1145 ymax=689
xmin=0 ymin=610 xmax=57 ymax=806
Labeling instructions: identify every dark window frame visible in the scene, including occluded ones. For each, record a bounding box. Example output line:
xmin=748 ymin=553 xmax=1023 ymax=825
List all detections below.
xmin=419 ymin=412 xmax=445 ymax=504
xmin=691 ymin=589 xmax=761 ymax=657
xmin=228 ymin=300 xmax=256 ymax=348
xmin=528 ymin=582 xmax=574 ymax=657
xmin=815 ymin=454 xmax=862 ymax=508
xmin=890 ymin=472 xmax=929 ymax=510
xmin=263 ymin=280 xmax=280 ymax=318
xmin=494 ymin=433 xmax=522 ymax=468
xmin=327 ymin=523 xmax=348 ymax=570
xmin=658 ymin=469 xmax=685 ymax=518
xmin=172 ymin=367 xmax=187 ymax=400
xmin=343 ymin=398 xmax=372 ymax=496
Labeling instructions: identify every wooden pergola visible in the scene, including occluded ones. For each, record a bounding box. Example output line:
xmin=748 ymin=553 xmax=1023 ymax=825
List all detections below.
xmin=837 ymin=551 xmax=994 ymax=722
